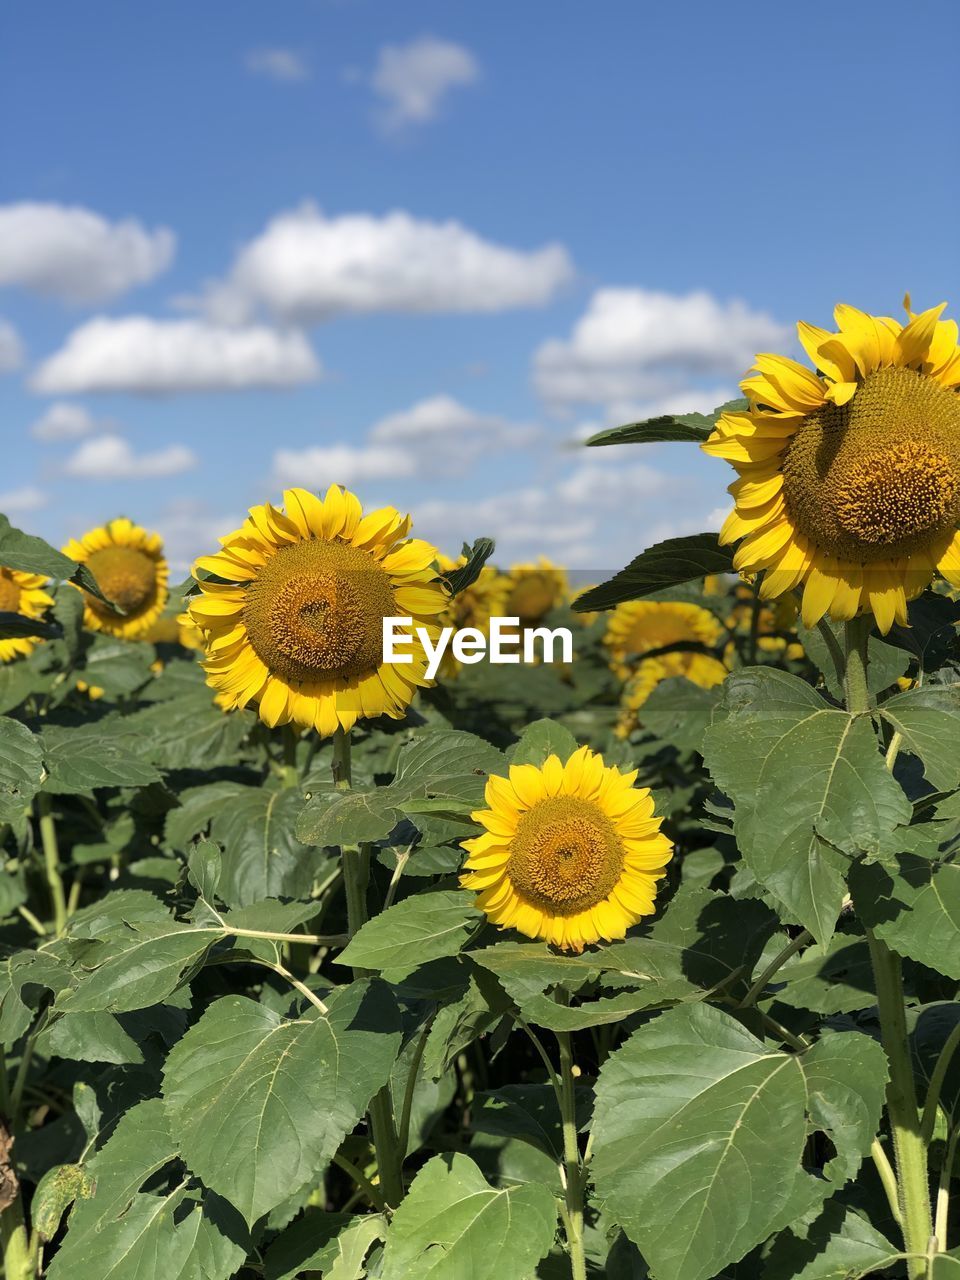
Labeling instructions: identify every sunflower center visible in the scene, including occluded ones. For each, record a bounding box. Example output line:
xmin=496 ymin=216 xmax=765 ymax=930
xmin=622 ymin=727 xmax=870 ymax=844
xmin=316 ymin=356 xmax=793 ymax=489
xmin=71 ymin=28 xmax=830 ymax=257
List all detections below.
xmin=85 ymin=546 xmax=158 ymax=617
xmin=507 ymin=576 xmax=557 ymax=624
xmin=243 ymin=539 xmax=396 ymax=684
xmin=0 ymin=572 xmax=21 ymax=613
xmin=507 ymin=795 xmax=624 ymax=916
xmin=782 ymin=366 xmax=960 ymax=562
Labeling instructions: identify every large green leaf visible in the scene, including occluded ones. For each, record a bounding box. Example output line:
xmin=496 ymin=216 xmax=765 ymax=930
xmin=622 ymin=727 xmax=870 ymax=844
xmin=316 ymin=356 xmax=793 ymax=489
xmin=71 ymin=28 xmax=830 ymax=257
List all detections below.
xmin=40 ymin=719 xmax=163 ymax=794
xmin=584 ymin=399 xmax=746 ymax=448
xmin=338 ymin=890 xmax=481 ymax=978
xmin=210 ymin=785 xmax=321 ymax=906
xmin=264 ymin=1211 xmax=385 ymax=1280
xmin=509 ymin=718 xmax=578 ymax=767
xmin=124 ymin=691 xmax=252 ymax=771
xmin=0 ymin=514 xmax=112 ymax=606
xmin=763 ymin=1201 xmax=897 ymax=1280
xmin=379 ymin=1153 xmax=557 ymax=1280
xmin=590 ymin=1004 xmax=886 ymax=1280
xmin=162 ymin=980 xmax=401 ymax=1226
xmin=47 ymin=1097 xmax=247 ymax=1280
xmin=0 ymin=716 xmax=42 ymax=820
xmin=702 ymin=668 xmax=912 ymax=941
xmin=572 ymin=533 xmax=735 ymax=613
xmin=879 ymin=684 xmax=960 ymax=791
xmin=774 ymin=930 xmax=876 ymax=1014
xmin=851 ymin=852 xmax=960 ymax=979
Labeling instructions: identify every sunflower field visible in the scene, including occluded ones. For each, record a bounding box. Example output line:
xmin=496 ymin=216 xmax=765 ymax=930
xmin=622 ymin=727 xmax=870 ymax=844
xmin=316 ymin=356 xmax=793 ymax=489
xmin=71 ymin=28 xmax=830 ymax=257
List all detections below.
xmin=1 ymin=298 xmax=960 ymax=1280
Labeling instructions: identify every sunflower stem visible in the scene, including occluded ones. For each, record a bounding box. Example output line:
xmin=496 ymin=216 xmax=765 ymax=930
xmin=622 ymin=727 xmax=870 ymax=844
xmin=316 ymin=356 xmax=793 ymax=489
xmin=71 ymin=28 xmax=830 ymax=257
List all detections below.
xmin=0 ymin=1047 xmax=33 ymax=1280
xmin=279 ymin=724 xmax=299 ymax=788
xmin=332 ymin=726 xmax=405 ymax=1210
xmin=842 ymin=619 xmax=933 ymax=1276
xmin=557 ymin=1028 xmax=587 ymax=1280
xmin=36 ymin=794 xmax=67 ymax=937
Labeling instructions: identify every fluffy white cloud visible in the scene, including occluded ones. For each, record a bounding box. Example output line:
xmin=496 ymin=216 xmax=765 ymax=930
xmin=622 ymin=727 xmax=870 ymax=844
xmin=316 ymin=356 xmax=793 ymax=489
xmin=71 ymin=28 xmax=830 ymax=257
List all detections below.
xmin=0 ymin=203 xmax=175 ymax=304
xmin=369 ymin=36 xmax=479 ymax=128
xmin=31 ymin=317 xmax=321 ymax=394
xmin=534 ymin=287 xmax=788 ymax=406
xmin=30 ymin=402 xmax=98 ymax=441
xmin=369 ymin=394 xmax=540 ymax=471
xmin=0 ymin=486 xmax=47 ymax=514
xmin=0 ymin=319 xmax=24 ymax=373
xmin=194 ymin=204 xmax=573 ymax=324
xmin=245 ymin=47 xmax=308 ymax=82
xmin=153 ymin=499 xmax=242 ymax=577
xmin=272 ymin=444 xmax=415 ymax=490
xmin=64 ymin=434 xmax=197 ymax=479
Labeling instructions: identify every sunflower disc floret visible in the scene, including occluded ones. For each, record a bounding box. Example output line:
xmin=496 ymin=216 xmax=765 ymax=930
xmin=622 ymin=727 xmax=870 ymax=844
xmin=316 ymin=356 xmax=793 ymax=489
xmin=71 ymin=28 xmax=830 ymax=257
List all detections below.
xmin=704 ymin=298 xmax=960 ymax=633
xmin=187 ymin=485 xmax=448 ymax=736
xmin=461 ymin=745 xmax=672 ymax=951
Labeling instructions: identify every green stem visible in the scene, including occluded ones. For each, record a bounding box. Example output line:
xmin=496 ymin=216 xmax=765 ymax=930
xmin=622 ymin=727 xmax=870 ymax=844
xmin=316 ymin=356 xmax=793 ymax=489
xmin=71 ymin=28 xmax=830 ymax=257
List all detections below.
xmin=331 ymin=1152 xmax=386 ymax=1213
xmin=0 ymin=1049 xmax=32 ymax=1280
xmin=841 ymin=619 xmax=932 ymax=1276
xmin=738 ymin=929 xmax=812 ymax=1008
xmin=395 ymin=1019 xmax=434 ymax=1162
xmin=279 ymin=725 xmax=300 ymax=789
xmin=920 ymin=1018 xmax=960 ymax=1146
xmin=332 ymin=727 xmax=404 ymax=1210
xmin=557 ymin=1030 xmax=587 ymax=1280
xmin=866 ymin=930 xmax=933 ymax=1276
xmin=935 ymin=1123 xmax=960 ymax=1251
xmin=36 ymin=793 xmax=67 ymax=936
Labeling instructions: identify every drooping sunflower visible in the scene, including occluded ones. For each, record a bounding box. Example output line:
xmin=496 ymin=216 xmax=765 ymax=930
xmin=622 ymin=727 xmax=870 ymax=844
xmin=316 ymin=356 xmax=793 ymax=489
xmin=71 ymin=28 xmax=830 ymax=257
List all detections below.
xmin=63 ymin=519 xmax=169 ymax=640
xmin=461 ymin=745 xmax=672 ymax=951
xmin=703 ymin=298 xmax=960 ymax=632
xmin=504 ymin=558 xmax=568 ymax=625
xmin=0 ymin=568 xmax=54 ymax=663
xmin=187 ymin=485 xmax=449 ymax=736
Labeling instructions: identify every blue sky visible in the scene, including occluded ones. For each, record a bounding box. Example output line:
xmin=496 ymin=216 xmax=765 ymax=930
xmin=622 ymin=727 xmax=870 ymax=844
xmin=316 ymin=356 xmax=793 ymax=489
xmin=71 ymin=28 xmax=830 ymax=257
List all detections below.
xmin=3 ymin=0 xmax=958 ymax=578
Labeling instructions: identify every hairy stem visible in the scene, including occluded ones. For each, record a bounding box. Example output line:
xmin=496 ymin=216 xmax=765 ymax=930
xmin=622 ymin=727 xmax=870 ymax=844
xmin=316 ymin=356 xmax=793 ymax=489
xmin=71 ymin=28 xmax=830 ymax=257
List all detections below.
xmin=332 ymin=727 xmax=404 ymax=1210
xmin=557 ymin=1030 xmax=587 ymax=1280
xmin=36 ymin=793 xmax=67 ymax=936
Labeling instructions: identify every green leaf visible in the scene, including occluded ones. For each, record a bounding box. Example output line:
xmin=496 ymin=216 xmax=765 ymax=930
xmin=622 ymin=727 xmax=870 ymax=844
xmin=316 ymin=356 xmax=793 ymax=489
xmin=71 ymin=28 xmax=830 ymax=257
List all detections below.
xmin=187 ymin=839 xmax=222 ymax=902
xmin=851 ymin=852 xmax=960 ymax=979
xmin=591 ymin=1004 xmax=887 ymax=1280
xmin=162 ymin=980 xmax=402 ymax=1227
xmin=880 ymin=684 xmax=960 ymax=791
xmin=585 ymin=399 xmax=746 ymax=448
xmin=774 ymin=931 xmax=876 ymax=1014
xmin=264 ymin=1211 xmax=385 ymax=1280
xmin=124 ymin=690 xmax=252 ymax=770
xmin=0 ymin=716 xmax=42 ymax=820
xmin=798 ymin=622 xmax=909 ymax=702
xmin=338 ymin=890 xmax=481 ymax=977
xmin=442 ymin=538 xmax=496 ymax=595
xmin=379 ymin=1153 xmax=557 ymax=1280
xmin=210 ymin=785 xmax=322 ymax=906
xmin=78 ymin=637 xmax=157 ymax=696
xmin=48 ymin=1097 xmax=247 ymax=1280
xmin=763 ymin=1201 xmax=897 ymax=1280
xmin=40 ymin=719 xmax=163 ymax=794
xmin=0 ymin=950 xmax=72 ymax=1044
xmin=32 ymin=1163 xmax=94 ymax=1244
xmin=702 ymin=668 xmax=912 ymax=942
xmin=39 ymin=1010 xmax=143 ymax=1065
xmin=639 ymin=677 xmax=722 ymax=753
xmin=573 ymin=534 xmax=735 ymax=613
xmin=0 ymin=611 xmax=60 ymax=640
xmin=0 ymin=514 xmax=112 ymax=607
xmin=509 ymin=718 xmax=578 ymax=767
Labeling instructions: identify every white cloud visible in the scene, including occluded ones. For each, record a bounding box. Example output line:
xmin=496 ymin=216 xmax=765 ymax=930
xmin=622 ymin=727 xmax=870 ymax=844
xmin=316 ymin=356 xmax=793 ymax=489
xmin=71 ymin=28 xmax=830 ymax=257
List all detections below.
xmin=272 ymin=444 xmax=415 ymax=489
xmin=192 ymin=203 xmax=573 ymax=324
xmin=0 ymin=486 xmax=47 ymax=514
xmin=0 ymin=319 xmax=24 ymax=372
xmin=369 ymin=394 xmax=540 ymax=472
xmin=64 ymin=434 xmax=197 ymax=480
xmin=245 ymin=47 xmax=308 ymax=82
xmin=153 ymin=499 xmax=241 ymax=578
xmin=534 ymin=287 xmax=788 ymax=406
xmin=0 ymin=203 xmax=175 ymax=304
xmin=30 ymin=401 xmax=98 ymax=441
xmin=31 ymin=317 xmax=321 ymax=394
xmin=369 ymin=36 xmax=479 ymax=129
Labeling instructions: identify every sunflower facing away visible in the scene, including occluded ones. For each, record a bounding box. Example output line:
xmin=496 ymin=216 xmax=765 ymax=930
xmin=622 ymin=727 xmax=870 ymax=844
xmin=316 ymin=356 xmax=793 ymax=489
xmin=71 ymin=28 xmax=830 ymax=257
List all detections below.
xmin=0 ymin=568 xmax=54 ymax=663
xmin=461 ymin=745 xmax=672 ymax=951
xmin=187 ymin=486 xmax=448 ymax=736
xmin=504 ymin=558 xmax=568 ymax=625
xmin=63 ymin=519 xmax=169 ymax=640
xmin=704 ymin=298 xmax=960 ymax=632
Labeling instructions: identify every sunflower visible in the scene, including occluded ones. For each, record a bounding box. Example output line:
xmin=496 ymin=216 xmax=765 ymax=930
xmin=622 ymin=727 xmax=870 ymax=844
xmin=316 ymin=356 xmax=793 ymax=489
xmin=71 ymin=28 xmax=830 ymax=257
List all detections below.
xmin=461 ymin=745 xmax=672 ymax=951
xmin=187 ymin=485 xmax=449 ymax=736
xmin=64 ymin=519 xmax=168 ymax=640
xmin=436 ymin=554 xmax=510 ymax=677
xmin=703 ymin=298 xmax=960 ymax=633
xmin=504 ymin=558 xmax=567 ymax=625
xmin=604 ymin=599 xmax=727 ymax=682
xmin=0 ymin=568 xmax=54 ymax=663
xmin=175 ymin=611 xmax=205 ymax=652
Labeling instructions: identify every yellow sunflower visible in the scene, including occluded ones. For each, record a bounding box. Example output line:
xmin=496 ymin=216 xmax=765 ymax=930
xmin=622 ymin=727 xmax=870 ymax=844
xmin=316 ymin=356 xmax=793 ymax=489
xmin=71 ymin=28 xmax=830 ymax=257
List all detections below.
xmin=604 ymin=600 xmax=726 ymax=682
xmin=704 ymin=298 xmax=960 ymax=633
xmin=436 ymin=554 xmax=510 ymax=677
xmin=64 ymin=519 xmax=168 ymax=640
xmin=175 ymin=611 xmax=205 ymax=652
xmin=504 ymin=558 xmax=568 ymax=625
xmin=461 ymin=745 xmax=672 ymax=951
xmin=0 ymin=568 xmax=54 ymax=663
xmin=187 ymin=485 xmax=449 ymax=736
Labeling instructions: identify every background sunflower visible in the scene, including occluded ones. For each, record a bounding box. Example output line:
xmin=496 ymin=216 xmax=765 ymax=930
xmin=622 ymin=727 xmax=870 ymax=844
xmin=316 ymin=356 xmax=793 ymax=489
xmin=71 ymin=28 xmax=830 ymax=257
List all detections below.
xmin=63 ymin=519 xmax=169 ymax=641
